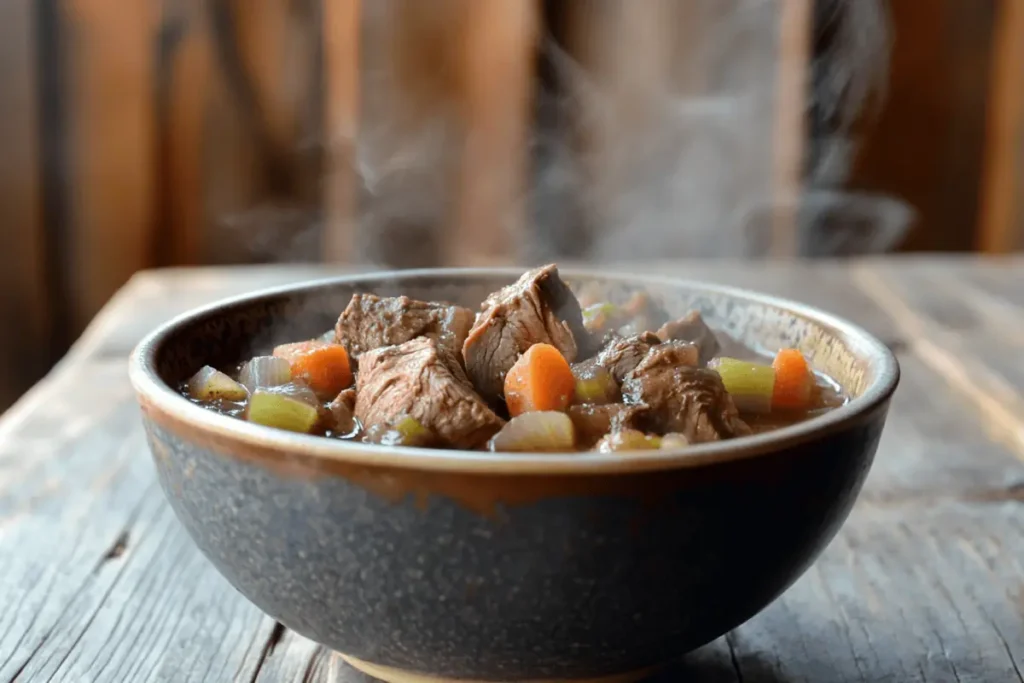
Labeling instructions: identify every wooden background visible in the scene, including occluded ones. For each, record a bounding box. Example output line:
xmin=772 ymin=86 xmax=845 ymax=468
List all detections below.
xmin=1 ymin=0 xmax=1023 ymax=411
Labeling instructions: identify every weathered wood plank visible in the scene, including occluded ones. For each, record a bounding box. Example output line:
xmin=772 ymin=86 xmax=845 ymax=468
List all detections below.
xmin=853 ymin=260 xmax=1024 ymax=457
xmin=0 ymin=360 xmax=273 ymax=683
xmin=253 ymin=628 xmax=328 ymax=683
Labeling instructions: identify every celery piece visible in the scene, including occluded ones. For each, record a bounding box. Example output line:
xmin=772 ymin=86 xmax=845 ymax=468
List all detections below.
xmin=709 ymin=357 xmax=776 ymax=414
xmin=247 ymin=389 xmax=320 ymax=433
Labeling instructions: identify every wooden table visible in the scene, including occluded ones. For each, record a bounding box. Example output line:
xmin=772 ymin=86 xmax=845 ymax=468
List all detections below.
xmin=2 ymin=257 xmax=1024 ymax=683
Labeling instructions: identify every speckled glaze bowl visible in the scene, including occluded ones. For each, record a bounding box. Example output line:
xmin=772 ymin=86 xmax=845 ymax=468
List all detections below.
xmin=129 ymin=268 xmax=899 ymax=683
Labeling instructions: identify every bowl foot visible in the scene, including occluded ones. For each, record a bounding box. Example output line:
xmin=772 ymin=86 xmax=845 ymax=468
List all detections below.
xmin=337 ymin=653 xmax=661 ymax=683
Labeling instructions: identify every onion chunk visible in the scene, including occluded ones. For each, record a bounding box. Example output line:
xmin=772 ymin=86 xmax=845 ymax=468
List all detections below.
xmin=489 ymin=411 xmax=575 ymax=453
xmin=187 ymin=366 xmax=248 ymax=402
xmin=239 ymin=356 xmax=292 ymax=393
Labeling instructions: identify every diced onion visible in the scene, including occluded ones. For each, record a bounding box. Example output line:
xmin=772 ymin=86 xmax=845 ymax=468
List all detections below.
xmin=246 ymin=389 xmax=319 ymax=433
xmin=709 ymin=357 xmax=776 ymax=414
xmin=239 ymin=356 xmax=292 ymax=393
xmin=489 ymin=411 xmax=575 ymax=453
xmin=595 ymin=429 xmax=661 ymax=453
xmin=187 ymin=366 xmax=248 ymax=402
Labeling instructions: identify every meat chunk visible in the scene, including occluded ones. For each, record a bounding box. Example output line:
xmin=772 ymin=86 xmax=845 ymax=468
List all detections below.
xmin=327 ymin=388 xmax=357 ymax=436
xmin=574 ymin=332 xmax=692 ymax=386
xmin=462 ymin=264 xmax=588 ymax=404
xmin=622 ymin=344 xmax=750 ymax=443
xmin=656 ymin=311 xmax=721 ymax=366
xmin=567 ymin=403 xmax=646 ymax=449
xmin=356 ymin=337 xmax=504 ymax=449
xmin=335 ymin=294 xmax=475 ymax=361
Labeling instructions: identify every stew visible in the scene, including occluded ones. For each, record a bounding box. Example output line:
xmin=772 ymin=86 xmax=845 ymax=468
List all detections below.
xmin=179 ymin=265 xmax=847 ymax=452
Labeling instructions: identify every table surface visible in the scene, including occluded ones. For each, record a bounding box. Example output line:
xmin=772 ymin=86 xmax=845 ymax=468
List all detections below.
xmin=2 ymin=256 xmax=1024 ymax=683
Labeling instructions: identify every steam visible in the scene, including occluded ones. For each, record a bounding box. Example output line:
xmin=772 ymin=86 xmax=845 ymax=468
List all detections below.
xmin=213 ymin=0 xmax=909 ymax=266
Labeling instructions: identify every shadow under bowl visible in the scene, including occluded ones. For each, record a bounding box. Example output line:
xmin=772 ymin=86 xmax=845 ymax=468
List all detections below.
xmin=128 ymin=268 xmax=899 ymax=683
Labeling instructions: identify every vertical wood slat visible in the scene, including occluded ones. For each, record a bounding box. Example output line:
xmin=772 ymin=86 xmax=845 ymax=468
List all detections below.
xmin=770 ymin=0 xmax=812 ymax=258
xmin=450 ymin=0 xmax=539 ymax=266
xmin=352 ymin=0 xmax=465 ymax=267
xmin=322 ymin=0 xmax=360 ymax=263
xmin=202 ymin=0 xmax=322 ymax=264
xmin=848 ymin=1 xmax=995 ymax=253
xmin=0 ymin=0 xmax=49 ymax=410
xmin=561 ymin=0 xmax=694 ymax=259
xmin=977 ymin=0 xmax=1024 ymax=253
xmin=64 ymin=0 xmax=159 ymax=334
xmin=156 ymin=0 xmax=211 ymax=266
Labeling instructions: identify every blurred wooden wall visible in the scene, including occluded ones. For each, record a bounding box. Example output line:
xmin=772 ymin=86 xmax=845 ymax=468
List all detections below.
xmin=848 ymin=0 xmax=1024 ymax=253
xmin=0 ymin=0 xmax=807 ymax=409
xmin=1 ymin=0 xmax=1022 ymax=410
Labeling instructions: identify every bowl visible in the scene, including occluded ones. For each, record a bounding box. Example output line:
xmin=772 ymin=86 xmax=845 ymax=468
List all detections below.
xmin=128 ymin=268 xmax=899 ymax=683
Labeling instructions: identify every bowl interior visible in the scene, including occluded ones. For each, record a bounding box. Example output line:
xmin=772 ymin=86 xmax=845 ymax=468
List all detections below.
xmin=152 ymin=269 xmax=881 ymax=401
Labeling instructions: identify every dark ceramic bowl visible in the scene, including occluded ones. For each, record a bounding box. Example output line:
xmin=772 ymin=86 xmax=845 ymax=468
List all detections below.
xmin=129 ymin=268 xmax=899 ymax=683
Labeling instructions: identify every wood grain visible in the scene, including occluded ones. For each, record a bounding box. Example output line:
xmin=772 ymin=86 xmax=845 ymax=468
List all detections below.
xmin=853 ymin=259 xmax=1024 ymax=457
xmin=2 ymin=259 xmax=1024 ymax=682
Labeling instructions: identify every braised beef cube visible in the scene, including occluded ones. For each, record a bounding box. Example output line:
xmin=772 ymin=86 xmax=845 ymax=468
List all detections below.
xmin=356 ymin=337 xmax=504 ymax=449
xmin=574 ymin=332 xmax=684 ymax=386
xmin=335 ymin=293 xmax=475 ymax=361
xmin=656 ymin=311 xmax=721 ymax=366
xmin=567 ymin=403 xmax=646 ymax=449
xmin=327 ymin=388 xmax=358 ymax=435
xmin=622 ymin=344 xmax=750 ymax=443
xmin=462 ymin=264 xmax=589 ymax=404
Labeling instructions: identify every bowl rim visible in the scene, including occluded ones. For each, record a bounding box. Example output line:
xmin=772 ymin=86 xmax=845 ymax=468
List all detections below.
xmin=128 ymin=266 xmax=900 ymax=475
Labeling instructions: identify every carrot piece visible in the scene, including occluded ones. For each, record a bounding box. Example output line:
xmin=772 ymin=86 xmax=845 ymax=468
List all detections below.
xmin=273 ymin=340 xmax=353 ymax=399
xmin=772 ymin=348 xmax=813 ymax=410
xmin=504 ymin=343 xmax=576 ymax=417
